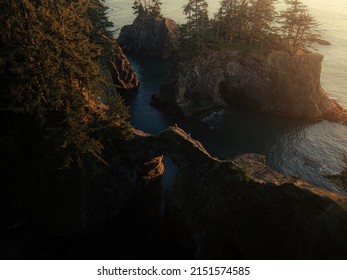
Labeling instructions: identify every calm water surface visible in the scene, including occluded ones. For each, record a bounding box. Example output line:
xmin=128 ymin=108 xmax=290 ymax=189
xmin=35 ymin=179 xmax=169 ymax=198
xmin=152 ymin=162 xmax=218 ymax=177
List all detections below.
xmin=106 ymin=0 xmax=347 ymax=193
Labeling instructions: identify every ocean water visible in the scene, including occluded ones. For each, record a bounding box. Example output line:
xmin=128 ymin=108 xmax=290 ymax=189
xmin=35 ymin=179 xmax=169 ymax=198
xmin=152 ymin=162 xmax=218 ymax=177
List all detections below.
xmin=106 ymin=0 xmax=347 ymax=107
xmin=105 ymin=0 xmax=347 ymax=193
xmin=304 ymin=0 xmax=347 ymax=106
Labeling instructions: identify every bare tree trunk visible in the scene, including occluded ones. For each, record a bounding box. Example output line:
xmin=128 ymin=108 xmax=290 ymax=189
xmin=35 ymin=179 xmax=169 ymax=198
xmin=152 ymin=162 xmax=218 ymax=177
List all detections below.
xmin=292 ymin=25 xmax=302 ymax=49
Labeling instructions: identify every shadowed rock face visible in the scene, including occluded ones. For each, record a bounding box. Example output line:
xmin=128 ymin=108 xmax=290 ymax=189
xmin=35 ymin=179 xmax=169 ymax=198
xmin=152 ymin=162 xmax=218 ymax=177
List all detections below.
xmin=159 ymin=50 xmax=347 ymax=124
xmin=118 ymin=15 xmax=178 ymax=60
xmin=158 ymin=127 xmax=347 ymax=259
xmin=159 ymin=127 xmax=216 ymax=165
xmin=266 ymin=51 xmax=344 ymax=120
xmin=158 ymin=52 xmax=227 ymax=116
xmin=3 ymin=122 xmax=347 ymax=259
xmin=108 ymin=42 xmax=139 ymax=89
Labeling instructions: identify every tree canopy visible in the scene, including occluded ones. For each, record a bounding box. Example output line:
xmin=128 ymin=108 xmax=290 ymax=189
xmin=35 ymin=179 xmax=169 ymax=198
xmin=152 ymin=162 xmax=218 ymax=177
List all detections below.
xmin=0 ymin=0 xmax=131 ymax=169
xmin=132 ymin=0 xmax=162 ymax=17
xmin=179 ymin=0 xmax=322 ymax=54
xmin=279 ymin=0 xmax=320 ymax=51
xmin=180 ymin=0 xmax=209 ymax=50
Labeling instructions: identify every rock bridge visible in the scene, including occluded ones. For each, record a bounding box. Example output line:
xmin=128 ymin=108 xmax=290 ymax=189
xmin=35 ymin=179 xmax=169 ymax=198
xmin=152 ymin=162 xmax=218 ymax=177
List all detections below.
xmin=138 ymin=126 xmax=347 ymax=259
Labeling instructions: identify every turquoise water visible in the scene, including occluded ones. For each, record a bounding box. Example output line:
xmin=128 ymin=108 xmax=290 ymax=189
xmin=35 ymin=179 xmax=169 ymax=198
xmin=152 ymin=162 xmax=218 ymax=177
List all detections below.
xmin=106 ymin=0 xmax=347 ymax=193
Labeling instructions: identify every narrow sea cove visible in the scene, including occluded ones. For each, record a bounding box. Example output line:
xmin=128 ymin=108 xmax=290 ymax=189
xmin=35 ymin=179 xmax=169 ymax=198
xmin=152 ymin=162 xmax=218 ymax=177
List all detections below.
xmin=107 ymin=0 xmax=347 ymax=194
xmin=4 ymin=0 xmax=347 ymax=261
xmin=3 ymin=0 xmax=347 ymax=261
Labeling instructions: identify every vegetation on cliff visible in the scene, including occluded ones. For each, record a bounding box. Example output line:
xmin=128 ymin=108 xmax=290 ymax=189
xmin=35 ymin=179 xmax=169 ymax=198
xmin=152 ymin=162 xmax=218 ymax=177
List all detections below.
xmin=1 ymin=0 xmax=133 ymax=168
xmin=153 ymin=1 xmax=347 ymax=124
xmin=132 ymin=0 xmax=163 ymax=17
xmin=123 ymin=0 xmax=321 ymax=59
xmin=118 ymin=2 xmax=178 ymax=59
xmin=178 ymin=0 xmax=321 ymax=55
xmin=0 ymin=0 xmax=140 ymax=235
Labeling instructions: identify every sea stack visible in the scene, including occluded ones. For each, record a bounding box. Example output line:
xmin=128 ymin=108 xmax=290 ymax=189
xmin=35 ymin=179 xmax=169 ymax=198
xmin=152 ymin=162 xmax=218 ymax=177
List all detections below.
xmin=118 ymin=14 xmax=178 ymax=60
xmin=158 ymin=50 xmax=347 ymax=124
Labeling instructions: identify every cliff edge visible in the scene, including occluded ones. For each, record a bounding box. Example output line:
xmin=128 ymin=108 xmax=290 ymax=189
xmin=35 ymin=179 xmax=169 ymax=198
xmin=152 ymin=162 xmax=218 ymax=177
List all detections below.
xmin=118 ymin=15 xmax=178 ymax=60
xmin=160 ymin=127 xmax=347 ymax=259
xmin=158 ymin=50 xmax=347 ymax=124
xmin=108 ymin=41 xmax=139 ymax=89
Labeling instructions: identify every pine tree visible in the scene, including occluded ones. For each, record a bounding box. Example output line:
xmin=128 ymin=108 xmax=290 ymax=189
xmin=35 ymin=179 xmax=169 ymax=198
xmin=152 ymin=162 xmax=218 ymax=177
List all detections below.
xmin=132 ymin=0 xmax=162 ymax=17
xmin=214 ymin=0 xmax=236 ymax=41
xmin=149 ymin=0 xmax=162 ymax=17
xmin=182 ymin=0 xmax=209 ymax=49
xmin=132 ymin=0 xmax=146 ymax=16
xmin=248 ymin=0 xmax=277 ymax=48
xmin=279 ymin=0 xmax=320 ymax=52
xmin=0 ymin=0 xmax=132 ymax=169
xmin=213 ymin=0 xmax=251 ymax=44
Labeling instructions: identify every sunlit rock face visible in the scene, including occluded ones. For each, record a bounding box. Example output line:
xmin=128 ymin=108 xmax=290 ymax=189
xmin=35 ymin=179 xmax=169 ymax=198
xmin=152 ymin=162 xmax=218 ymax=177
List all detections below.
xmin=118 ymin=15 xmax=178 ymax=60
xmin=108 ymin=42 xmax=139 ymax=89
xmin=158 ymin=50 xmax=347 ymax=123
xmin=265 ymin=51 xmax=344 ymax=121
xmin=141 ymin=155 xmax=165 ymax=180
xmin=160 ymin=127 xmax=347 ymax=259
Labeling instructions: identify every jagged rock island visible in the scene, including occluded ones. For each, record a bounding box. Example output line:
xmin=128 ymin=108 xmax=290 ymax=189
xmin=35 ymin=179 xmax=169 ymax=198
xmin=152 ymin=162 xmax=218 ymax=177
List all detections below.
xmin=158 ymin=49 xmax=347 ymax=124
xmin=142 ymin=0 xmax=347 ymax=124
xmin=118 ymin=12 xmax=178 ymax=60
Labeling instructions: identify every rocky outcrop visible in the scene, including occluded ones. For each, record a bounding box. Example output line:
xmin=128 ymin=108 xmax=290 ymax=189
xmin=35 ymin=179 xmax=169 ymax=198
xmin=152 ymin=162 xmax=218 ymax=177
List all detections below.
xmin=108 ymin=42 xmax=139 ymax=89
xmin=76 ymin=127 xmax=167 ymax=234
xmin=157 ymin=52 xmax=227 ymax=116
xmin=158 ymin=50 xmax=347 ymax=124
xmin=0 ymin=124 xmax=163 ymax=238
xmin=159 ymin=127 xmax=217 ymax=165
xmin=118 ymin=15 xmax=178 ymax=60
xmin=265 ymin=51 xmax=344 ymax=120
xmin=311 ymin=38 xmax=331 ymax=46
xmin=4 ymin=119 xmax=347 ymax=258
xmin=141 ymin=155 xmax=165 ymax=180
xmin=160 ymin=127 xmax=347 ymax=259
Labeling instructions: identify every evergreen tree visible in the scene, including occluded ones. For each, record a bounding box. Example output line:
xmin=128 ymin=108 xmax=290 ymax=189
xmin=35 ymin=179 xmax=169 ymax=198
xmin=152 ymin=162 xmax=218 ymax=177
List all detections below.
xmin=279 ymin=0 xmax=320 ymax=51
xmin=132 ymin=0 xmax=162 ymax=17
xmin=248 ymin=0 xmax=277 ymax=48
xmin=149 ymin=0 xmax=162 ymax=17
xmin=0 ymin=0 xmax=131 ymax=169
xmin=213 ymin=0 xmax=251 ymax=44
xmin=182 ymin=0 xmax=209 ymax=48
xmin=214 ymin=0 xmax=236 ymax=41
xmin=132 ymin=0 xmax=146 ymax=16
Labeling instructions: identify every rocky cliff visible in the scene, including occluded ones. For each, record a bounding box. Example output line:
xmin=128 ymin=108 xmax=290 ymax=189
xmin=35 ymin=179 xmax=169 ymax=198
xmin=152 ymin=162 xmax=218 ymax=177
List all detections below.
xmin=1 ymin=113 xmax=163 ymax=241
xmin=118 ymin=15 xmax=178 ymax=60
xmin=45 ymin=125 xmax=347 ymax=257
xmin=108 ymin=42 xmax=139 ymax=89
xmin=158 ymin=50 xmax=347 ymax=124
xmin=160 ymin=127 xmax=347 ymax=259
xmin=4 ymin=120 xmax=347 ymax=258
